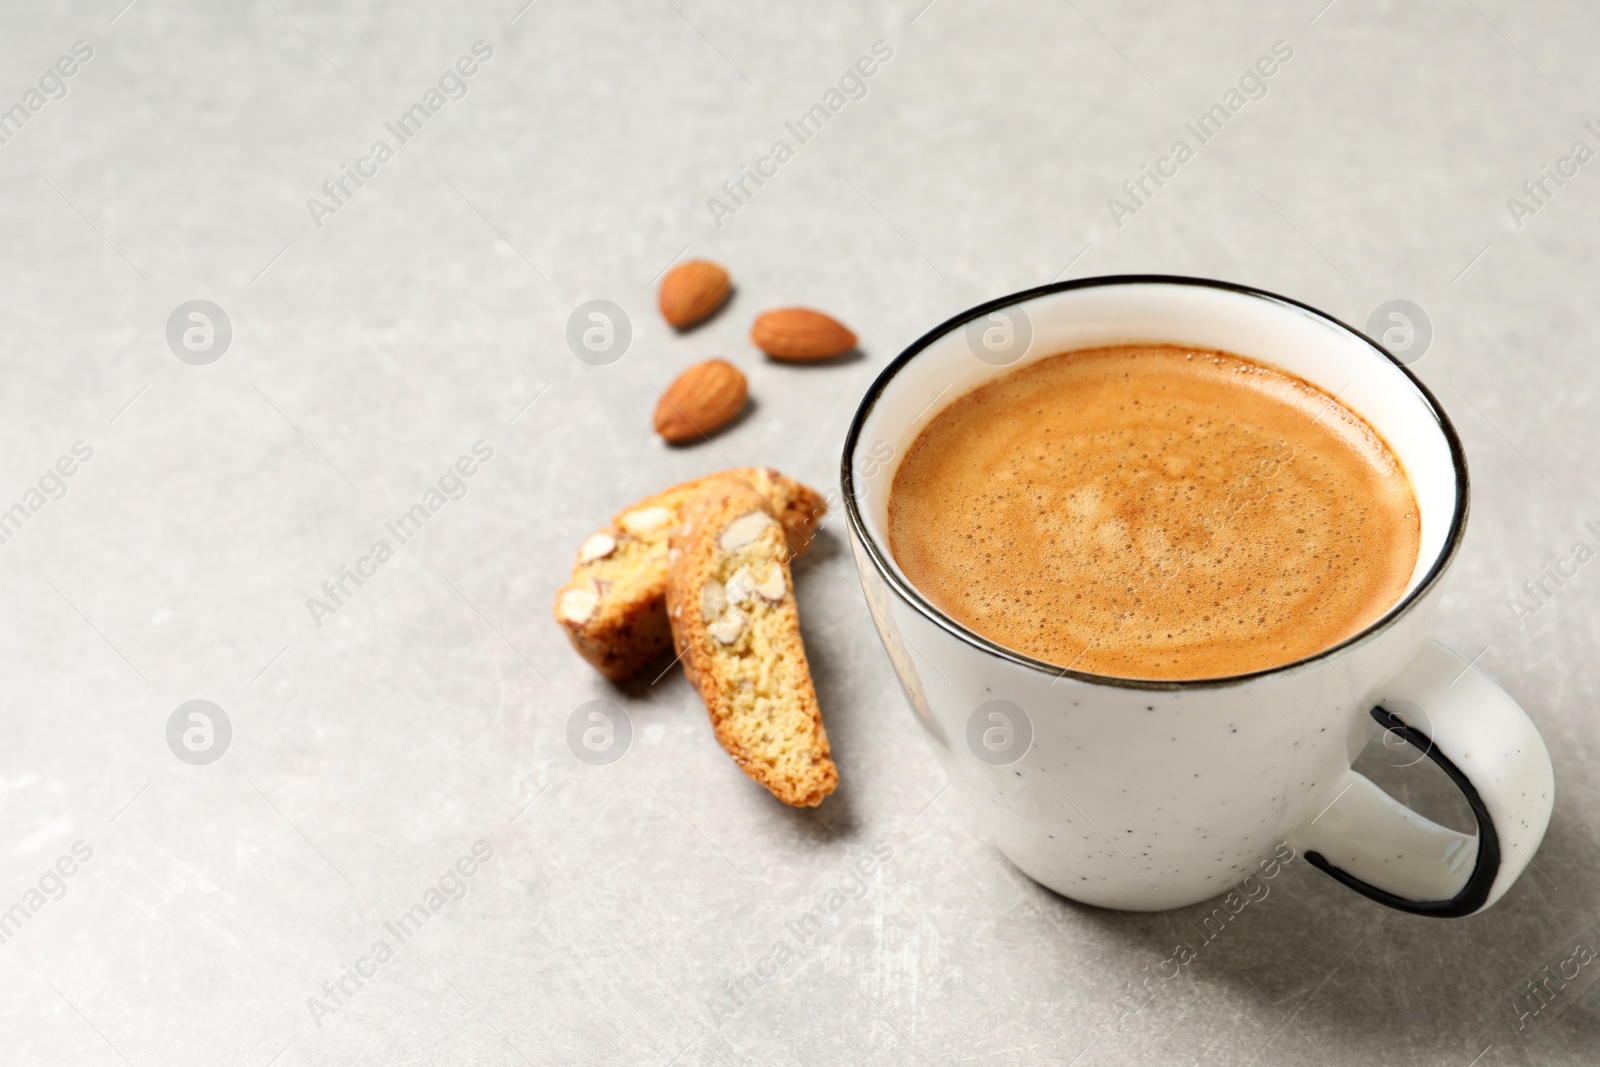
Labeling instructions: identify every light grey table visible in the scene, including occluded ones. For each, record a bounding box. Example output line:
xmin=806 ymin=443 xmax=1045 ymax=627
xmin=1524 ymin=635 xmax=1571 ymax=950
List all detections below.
xmin=1 ymin=1 xmax=1595 ymax=1064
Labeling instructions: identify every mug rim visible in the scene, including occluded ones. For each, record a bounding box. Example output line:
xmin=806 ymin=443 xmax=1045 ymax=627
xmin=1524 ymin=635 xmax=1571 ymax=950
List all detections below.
xmin=839 ymin=273 xmax=1471 ymax=692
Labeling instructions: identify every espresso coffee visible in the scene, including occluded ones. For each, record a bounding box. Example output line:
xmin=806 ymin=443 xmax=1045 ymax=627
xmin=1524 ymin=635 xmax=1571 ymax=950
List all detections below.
xmin=888 ymin=344 xmax=1420 ymax=680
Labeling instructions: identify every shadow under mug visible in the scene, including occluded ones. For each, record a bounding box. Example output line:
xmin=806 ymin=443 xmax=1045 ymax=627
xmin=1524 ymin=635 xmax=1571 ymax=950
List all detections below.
xmin=841 ymin=275 xmax=1554 ymax=915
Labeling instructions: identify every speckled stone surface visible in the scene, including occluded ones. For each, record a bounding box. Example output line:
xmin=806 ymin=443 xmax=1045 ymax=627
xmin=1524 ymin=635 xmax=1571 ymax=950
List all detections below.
xmin=0 ymin=1 xmax=1596 ymax=1064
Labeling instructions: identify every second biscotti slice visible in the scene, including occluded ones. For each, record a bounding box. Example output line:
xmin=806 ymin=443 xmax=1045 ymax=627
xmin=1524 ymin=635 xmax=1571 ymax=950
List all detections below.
xmin=666 ymin=479 xmax=838 ymax=807
xmin=554 ymin=468 xmax=825 ymax=682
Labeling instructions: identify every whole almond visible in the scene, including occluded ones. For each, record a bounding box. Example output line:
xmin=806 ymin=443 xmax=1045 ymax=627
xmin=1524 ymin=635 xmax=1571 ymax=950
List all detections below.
xmin=659 ymin=260 xmax=731 ymax=329
xmin=654 ymin=359 xmax=748 ymax=443
xmin=751 ymin=308 xmax=857 ymax=361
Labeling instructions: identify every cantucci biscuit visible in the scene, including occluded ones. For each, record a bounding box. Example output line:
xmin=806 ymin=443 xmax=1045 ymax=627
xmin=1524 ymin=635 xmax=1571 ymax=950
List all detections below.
xmin=554 ymin=468 xmax=824 ymax=682
xmin=665 ymin=479 xmax=837 ymax=807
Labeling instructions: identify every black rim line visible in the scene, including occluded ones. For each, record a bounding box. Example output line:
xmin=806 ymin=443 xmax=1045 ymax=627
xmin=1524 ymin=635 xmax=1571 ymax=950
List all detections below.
xmin=839 ymin=273 xmax=1472 ymax=693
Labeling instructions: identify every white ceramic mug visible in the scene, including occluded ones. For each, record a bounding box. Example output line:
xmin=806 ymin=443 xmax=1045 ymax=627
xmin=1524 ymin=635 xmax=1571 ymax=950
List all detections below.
xmin=842 ymin=276 xmax=1554 ymax=915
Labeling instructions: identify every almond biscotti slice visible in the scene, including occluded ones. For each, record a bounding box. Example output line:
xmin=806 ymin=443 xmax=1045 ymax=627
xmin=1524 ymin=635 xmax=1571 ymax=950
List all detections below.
xmin=666 ymin=479 xmax=837 ymax=807
xmin=554 ymin=468 xmax=825 ymax=682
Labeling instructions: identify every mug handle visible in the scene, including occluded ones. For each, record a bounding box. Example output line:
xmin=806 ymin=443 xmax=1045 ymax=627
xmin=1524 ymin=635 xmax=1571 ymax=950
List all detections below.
xmin=1290 ymin=640 xmax=1554 ymax=917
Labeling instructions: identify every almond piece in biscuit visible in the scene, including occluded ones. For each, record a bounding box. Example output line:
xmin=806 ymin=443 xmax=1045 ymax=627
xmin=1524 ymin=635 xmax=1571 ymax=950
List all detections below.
xmin=553 ymin=469 xmax=826 ymax=682
xmin=666 ymin=479 xmax=837 ymax=807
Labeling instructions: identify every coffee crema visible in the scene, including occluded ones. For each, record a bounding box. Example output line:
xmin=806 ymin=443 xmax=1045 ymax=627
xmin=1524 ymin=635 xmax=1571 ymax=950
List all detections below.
xmin=888 ymin=344 xmax=1420 ymax=680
